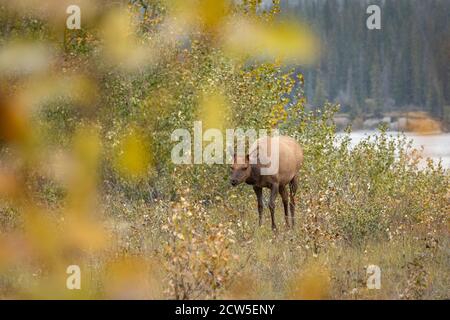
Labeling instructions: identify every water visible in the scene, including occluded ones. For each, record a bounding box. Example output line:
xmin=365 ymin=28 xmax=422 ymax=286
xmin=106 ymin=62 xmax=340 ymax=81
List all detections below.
xmin=339 ymin=131 xmax=450 ymax=169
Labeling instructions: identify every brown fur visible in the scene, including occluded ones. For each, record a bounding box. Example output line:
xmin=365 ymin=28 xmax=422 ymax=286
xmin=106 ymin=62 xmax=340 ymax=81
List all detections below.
xmin=230 ymin=136 xmax=303 ymax=230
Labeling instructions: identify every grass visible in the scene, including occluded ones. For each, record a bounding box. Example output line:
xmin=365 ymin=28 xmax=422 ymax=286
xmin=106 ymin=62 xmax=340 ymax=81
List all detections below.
xmin=83 ymin=184 xmax=449 ymax=300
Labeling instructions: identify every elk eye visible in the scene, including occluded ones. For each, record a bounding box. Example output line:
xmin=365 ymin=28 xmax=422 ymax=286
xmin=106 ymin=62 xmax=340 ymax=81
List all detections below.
xmin=241 ymin=167 xmax=247 ymax=171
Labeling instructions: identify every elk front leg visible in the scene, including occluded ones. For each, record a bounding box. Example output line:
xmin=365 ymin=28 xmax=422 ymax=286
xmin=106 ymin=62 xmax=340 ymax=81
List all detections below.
xmin=253 ymin=186 xmax=263 ymax=227
xmin=268 ymin=183 xmax=279 ymax=231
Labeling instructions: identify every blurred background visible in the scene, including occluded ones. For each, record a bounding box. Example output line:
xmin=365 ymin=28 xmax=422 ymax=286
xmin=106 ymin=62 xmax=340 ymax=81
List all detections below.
xmin=0 ymin=0 xmax=448 ymax=300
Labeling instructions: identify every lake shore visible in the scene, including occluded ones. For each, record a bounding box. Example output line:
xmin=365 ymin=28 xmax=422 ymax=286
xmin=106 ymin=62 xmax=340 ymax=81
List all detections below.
xmin=334 ymin=111 xmax=447 ymax=135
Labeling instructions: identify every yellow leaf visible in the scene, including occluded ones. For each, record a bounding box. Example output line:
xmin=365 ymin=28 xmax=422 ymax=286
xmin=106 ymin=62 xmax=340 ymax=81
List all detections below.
xmin=113 ymin=129 xmax=152 ymax=179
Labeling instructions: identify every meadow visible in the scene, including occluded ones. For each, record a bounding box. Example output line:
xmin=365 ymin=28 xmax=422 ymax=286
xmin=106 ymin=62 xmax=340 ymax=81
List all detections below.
xmin=0 ymin=0 xmax=448 ymax=299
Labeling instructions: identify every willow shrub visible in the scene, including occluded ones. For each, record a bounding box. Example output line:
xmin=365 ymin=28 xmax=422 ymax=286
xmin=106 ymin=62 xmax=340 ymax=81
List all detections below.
xmin=287 ymin=104 xmax=449 ymax=246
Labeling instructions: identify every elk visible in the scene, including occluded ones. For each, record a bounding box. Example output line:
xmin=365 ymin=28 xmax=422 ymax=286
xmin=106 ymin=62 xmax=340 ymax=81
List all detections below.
xmin=230 ymin=135 xmax=303 ymax=230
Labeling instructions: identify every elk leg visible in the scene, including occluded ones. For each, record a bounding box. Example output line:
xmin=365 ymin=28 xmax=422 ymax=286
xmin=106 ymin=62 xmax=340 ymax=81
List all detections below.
xmin=279 ymin=185 xmax=290 ymax=228
xmin=268 ymin=183 xmax=278 ymax=231
xmin=253 ymin=186 xmax=263 ymax=227
xmin=289 ymin=176 xmax=298 ymax=226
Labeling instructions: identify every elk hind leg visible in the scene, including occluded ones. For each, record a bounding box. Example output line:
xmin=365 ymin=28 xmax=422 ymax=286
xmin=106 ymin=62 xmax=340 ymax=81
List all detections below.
xmin=289 ymin=176 xmax=298 ymax=226
xmin=279 ymin=185 xmax=290 ymax=228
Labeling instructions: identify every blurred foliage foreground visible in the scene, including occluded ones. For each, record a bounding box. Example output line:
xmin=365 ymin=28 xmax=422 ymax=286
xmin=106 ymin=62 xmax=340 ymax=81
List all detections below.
xmin=0 ymin=0 xmax=449 ymax=299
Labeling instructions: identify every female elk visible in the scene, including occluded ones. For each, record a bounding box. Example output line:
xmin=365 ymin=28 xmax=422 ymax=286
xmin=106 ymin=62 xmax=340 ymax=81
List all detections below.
xmin=230 ymin=136 xmax=303 ymax=230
